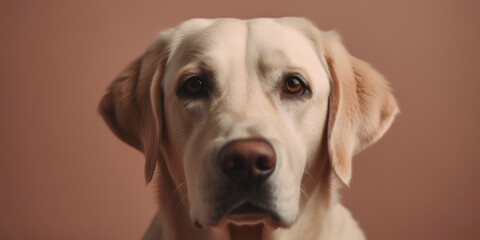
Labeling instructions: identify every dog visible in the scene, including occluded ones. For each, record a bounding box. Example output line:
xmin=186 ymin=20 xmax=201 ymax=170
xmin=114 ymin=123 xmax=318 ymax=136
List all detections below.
xmin=99 ymin=17 xmax=399 ymax=240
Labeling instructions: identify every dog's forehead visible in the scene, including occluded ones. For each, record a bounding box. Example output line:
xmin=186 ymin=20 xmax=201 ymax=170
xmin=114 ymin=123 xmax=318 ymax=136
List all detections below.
xmin=168 ymin=18 xmax=247 ymax=65
xmin=247 ymin=19 xmax=320 ymax=68
xmin=173 ymin=18 xmax=319 ymax=66
xmin=164 ymin=18 xmax=326 ymax=92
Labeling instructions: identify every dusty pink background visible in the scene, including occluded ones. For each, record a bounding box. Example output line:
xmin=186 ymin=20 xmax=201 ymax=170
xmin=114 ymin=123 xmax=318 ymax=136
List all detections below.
xmin=1 ymin=0 xmax=479 ymax=239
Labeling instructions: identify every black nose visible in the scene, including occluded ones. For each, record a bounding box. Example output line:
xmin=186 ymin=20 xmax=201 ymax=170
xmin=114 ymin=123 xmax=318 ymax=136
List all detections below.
xmin=218 ymin=139 xmax=276 ymax=184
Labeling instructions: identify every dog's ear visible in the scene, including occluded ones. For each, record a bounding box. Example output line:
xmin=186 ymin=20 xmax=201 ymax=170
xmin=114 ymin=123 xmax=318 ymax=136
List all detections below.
xmin=98 ymin=37 xmax=170 ymax=184
xmin=322 ymin=32 xmax=399 ymax=186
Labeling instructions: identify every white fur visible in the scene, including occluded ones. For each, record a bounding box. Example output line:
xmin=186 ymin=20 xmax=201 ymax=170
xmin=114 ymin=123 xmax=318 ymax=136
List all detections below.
xmin=100 ymin=17 xmax=399 ymax=240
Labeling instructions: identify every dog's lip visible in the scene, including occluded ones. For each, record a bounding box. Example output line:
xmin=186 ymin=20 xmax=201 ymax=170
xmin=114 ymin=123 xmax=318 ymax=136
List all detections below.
xmin=223 ymin=202 xmax=274 ymax=225
xmin=220 ymin=202 xmax=288 ymax=229
xmin=222 ymin=203 xmax=267 ymax=227
xmin=205 ymin=201 xmax=289 ymax=229
xmin=227 ymin=202 xmax=268 ymax=215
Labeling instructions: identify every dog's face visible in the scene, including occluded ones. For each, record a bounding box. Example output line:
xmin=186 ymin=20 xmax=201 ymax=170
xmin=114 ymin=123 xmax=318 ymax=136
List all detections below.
xmin=99 ymin=18 xmax=398 ymax=230
xmin=162 ymin=18 xmax=330 ymax=227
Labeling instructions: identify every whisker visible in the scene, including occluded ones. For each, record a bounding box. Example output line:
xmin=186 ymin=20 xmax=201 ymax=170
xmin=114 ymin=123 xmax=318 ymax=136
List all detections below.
xmin=172 ymin=190 xmax=189 ymax=218
xmin=167 ymin=181 xmax=187 ymax=206
xmin=303 ymin=169 xmax=316 ymax=185
xmin=300 ymin=184 xmax=309 ymax=201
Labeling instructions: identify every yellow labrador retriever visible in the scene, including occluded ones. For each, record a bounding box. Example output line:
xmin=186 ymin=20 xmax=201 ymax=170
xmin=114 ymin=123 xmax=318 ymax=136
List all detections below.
xmin=99 ymin=17 xmax=398 ymax=240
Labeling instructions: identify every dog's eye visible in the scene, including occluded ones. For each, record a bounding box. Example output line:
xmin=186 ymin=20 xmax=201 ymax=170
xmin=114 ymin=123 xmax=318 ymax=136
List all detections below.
xmin=182 ymin=76 xmax=205 ymax=96
xmin=284 ymin=76 xmax=305 ymax=94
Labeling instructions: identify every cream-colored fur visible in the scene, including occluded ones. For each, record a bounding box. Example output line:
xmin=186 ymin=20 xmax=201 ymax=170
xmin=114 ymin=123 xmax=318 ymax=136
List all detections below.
xmin=99 ymin=17 xmax=398 ymax=240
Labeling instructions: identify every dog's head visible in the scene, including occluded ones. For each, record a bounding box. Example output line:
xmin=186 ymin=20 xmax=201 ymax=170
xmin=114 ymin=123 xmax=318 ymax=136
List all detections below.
xmin=99 ymin=18 xmax=398 ymax=230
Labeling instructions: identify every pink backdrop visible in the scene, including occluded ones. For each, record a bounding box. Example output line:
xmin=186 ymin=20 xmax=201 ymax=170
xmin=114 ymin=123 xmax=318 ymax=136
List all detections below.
xmin=1 ymin=0 xmax=479 ymax=239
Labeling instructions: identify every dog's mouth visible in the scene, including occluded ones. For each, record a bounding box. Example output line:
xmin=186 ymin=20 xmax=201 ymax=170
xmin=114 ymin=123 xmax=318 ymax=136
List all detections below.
xmin=224 ymin=201 xmax=278 ymax=226
xmin=202 ymin=184 xmax=292 ymax=228
xmin=229 ymin=202 xmax=267 ymax=215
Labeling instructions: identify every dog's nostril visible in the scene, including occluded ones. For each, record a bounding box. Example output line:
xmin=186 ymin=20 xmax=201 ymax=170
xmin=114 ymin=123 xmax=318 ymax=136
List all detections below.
xmin=194 ymin=221 xmax=202 ymax=229
xmin=218 ymin=139 xmax=276 ymax=184
xmin=255 ymin=156 xmax=275 ymax=171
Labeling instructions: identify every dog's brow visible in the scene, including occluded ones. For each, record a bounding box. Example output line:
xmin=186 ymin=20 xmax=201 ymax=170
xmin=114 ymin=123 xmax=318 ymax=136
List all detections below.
xmin=173 ymin=47 xmax=216 ymax=69
xmin=196 ymin=59 xmax=217 ymax=74
xmin=258 ymin=55 xmax=311 ymax=82
xmin=179 ymin=58 xmax=217 ymax=79
xmin=257 ymin=50 xmax=290 ymax=78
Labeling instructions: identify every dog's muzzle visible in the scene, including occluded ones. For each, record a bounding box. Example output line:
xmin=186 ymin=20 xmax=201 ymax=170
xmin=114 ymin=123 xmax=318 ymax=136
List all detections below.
xmin=214 ymin=139 xmax=279 ymax=225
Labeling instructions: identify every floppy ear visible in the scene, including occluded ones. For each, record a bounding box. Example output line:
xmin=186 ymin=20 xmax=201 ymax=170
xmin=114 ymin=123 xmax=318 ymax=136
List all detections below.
xmin=323 ymin=32 xmax=399 ymax=186
xmin=98 ymin=37 xmax=169 ymax=184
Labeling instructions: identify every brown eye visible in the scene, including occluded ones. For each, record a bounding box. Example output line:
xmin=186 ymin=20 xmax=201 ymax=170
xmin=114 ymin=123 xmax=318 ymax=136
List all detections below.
xmin=284 ymin=76 xmax=305 ymax=94
xmin=183 ymin=76 xmax=204 ymax=95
